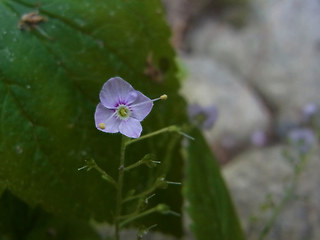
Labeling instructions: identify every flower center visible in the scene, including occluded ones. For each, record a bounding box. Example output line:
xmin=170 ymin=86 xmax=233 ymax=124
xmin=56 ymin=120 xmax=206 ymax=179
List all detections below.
xmin=195 ymin=112 xmax=207 ymax=125
xmin=116 ymin=105 xmax=131 ymax=119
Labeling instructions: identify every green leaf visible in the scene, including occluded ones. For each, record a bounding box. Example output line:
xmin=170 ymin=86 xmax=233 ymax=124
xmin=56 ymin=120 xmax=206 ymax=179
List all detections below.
xmin=0 ymin=190 xmax=101 ymax=240
xmin=184 ymin=128 xmax=245 ymax=240
xmin=0 ymin=0 xmax=186 ymax=236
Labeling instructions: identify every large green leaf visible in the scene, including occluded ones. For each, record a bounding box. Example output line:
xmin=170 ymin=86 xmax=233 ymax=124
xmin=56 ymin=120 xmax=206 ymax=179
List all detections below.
xmin=0 ymin=0 xmax=186 ymax=236
xmin=0 ymin=190 xmax=101 ymax=240
xmin=184 ymin=128 xmax=245 ymax=240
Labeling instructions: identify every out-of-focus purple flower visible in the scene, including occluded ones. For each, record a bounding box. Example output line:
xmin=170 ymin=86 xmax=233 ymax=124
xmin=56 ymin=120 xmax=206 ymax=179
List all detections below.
xmin=95 ymin=77 xmax=154 ymax=138
xmin=188 ymin=103 xmax=218 ymax=130
xmin=251 ymin=130 xmax=268 ymax=147
xmin=302 ymin=103 xmax=318 ymax=122
xmin=287 ymin=128 xmax=315 ymax=153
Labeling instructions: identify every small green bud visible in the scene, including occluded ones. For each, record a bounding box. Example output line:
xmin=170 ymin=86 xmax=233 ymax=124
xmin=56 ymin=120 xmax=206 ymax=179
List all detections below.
xmin=84 ymin=159 xmax=96 ymax=171
xmin=168 ymin=125 xmax=180 ymax=132
xmin=156 ymin=177 xmax=168 ymax=189
xmin=156 ymin=204 xmax=170 ymax=214
xmin=145 ymin=160 xmax=161 ymax=168
xmin=137 ymin=224 xmax=157 ymax=239
xmin=141 ymin=154 xmax=159 ymax=168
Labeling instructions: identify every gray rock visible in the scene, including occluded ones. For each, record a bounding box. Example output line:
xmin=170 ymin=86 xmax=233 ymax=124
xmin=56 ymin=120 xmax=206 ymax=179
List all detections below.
xmin=187 ymin=0 xmax=320 ymax=126
xmin=180 ymin=56 xmax=270 ymax=147
xmin=161 ymin=0 xmax=213 ymax=47
xmin=187 ymin=20 xmax=262 ymax=78
xmin=94 ymin=224 xmax=178 ymax=240
xmin=162 ymin=0 xmax=212 ymax=18
xmin=223 ymin=144 xmax=320 ymax=240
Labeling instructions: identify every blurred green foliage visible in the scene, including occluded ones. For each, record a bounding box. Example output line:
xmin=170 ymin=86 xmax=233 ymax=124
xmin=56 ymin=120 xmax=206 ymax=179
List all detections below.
xmin=0 ymin=0 xmax=186 ymax=236
xmin=0 ymin=190 xmax=101 ymax=240
xmin=0 ymin=0 xmax=244 ymax=239
xmin=184 ymin=128 xmax=245 ymax=240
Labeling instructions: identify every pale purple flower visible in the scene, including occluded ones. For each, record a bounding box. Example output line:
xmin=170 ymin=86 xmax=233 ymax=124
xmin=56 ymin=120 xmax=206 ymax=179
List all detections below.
xmin=302 ymin=103 xmax=319 ymax=122
xmin=95 ymin=77 xmax=157 ymax=138
xmin=287 ymin=128 xmax=315 ymax=153
xmin=251 ymin=130 xmax=268 ymax=147
xmin=188 ymin=103 xmax=218 ymax=130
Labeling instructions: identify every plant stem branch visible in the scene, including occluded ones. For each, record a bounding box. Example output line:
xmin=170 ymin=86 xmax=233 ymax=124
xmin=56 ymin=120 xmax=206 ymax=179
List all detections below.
xmin=119 ymin=206 xmax=159 ymax=228
xmin=124 ymin=159 xmax=144 ymax=172
xmin=258 ymin=179 xmax=296 ymax=240
xmin=123 ymin=182 xmax=158 ymax=204
xmin=90 ymin=161 xmax=117 ymax=188
xmin=258 ymin=155 xmax=308 ymax=240
xmin=126 ymin=125 xmax=179 ymax=146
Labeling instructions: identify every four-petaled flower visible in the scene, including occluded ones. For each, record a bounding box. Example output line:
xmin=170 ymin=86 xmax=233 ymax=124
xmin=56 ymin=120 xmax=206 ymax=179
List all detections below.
xmin=95 ymin=77 xmax=154 ymax=138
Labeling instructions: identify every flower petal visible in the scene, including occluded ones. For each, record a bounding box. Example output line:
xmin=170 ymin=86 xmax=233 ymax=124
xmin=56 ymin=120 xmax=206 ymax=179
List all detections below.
xmin=94 ymin=103 xmax=120 ymax=133
xmin=126 ymin=90 xmax=139 ymax=105
xmin=119 ymin=117 xmax=142 ymax=138
xmin=129 ymin=91 xmax=153 ymax=121
xmin=99 ymin=77 xmax=136 ymax=108
xmin=202 ymin=106 xmax=218 ymax=129
xmin=188 ymin=104 xmax=218 ymax=130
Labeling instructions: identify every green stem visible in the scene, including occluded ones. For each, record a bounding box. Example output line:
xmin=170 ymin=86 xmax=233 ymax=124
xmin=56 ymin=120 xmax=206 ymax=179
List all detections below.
xmin=258 ymin=180 xmax=295 ymax=240
xmin=126 ymin=125 xmax=179 ymax=146
xmin=124 ymin=154 xmax=159 ymax=172
xmin=119 ymin=196 xmax=147 ymax=220
xmin=91 ymin=161 xmax=117 ymax=188
xmin=119 ymin=206 xmax=159 ymax=228
xmin=258 ymin=155 xmax=308 ymax=240
xmin=123 ymin=182 xmax=158 ymax=204
xmin=124 ymin=159 xmax=145 ymax=172
xmin=114 ymin=136 xmax=127 ymax=240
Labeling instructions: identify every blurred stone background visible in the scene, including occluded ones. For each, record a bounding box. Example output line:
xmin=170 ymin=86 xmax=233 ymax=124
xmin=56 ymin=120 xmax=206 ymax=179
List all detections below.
xmin=162 ymin=0 xmax=320 ymax=239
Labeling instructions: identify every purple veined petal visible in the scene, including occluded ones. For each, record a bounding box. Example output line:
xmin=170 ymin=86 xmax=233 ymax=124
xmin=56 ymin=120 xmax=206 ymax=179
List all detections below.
xmin=99 ymin=77 xmax=137 ymax=108
xmin=95 ymin=103 xmax=121 ymax=133
xmin=119 ymin=117 xmax=142 ymax=138
xmin=129 ymin=91 xmax=153 ymax=121
xmin=126 ymin=91 xmax=139 ymax=105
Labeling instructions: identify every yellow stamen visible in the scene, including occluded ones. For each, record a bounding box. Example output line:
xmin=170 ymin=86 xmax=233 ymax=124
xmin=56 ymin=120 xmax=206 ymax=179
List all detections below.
xmin=99 ymin=123 xmax=106 ymax=129
xmin=160 ymin=94 xmax=167 ymax=100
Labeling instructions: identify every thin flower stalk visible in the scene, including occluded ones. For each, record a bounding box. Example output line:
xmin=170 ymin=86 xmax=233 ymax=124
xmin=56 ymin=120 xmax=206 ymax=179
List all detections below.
xmin=114 ymin=135 xmax=128 ymax=240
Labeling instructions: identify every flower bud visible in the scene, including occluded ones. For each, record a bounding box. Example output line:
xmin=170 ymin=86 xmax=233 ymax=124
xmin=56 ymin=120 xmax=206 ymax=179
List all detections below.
xmin=156 ymin=177 xmax=168 ymax=189
xmin=140 ymin=154 xmax=157 ymax=168
xmin=156 ymin=204 xmax=170 ymax=214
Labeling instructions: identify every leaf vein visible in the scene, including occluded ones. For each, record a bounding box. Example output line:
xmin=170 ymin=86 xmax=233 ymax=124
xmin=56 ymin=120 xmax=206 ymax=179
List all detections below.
xmin=8 ymin=0 xmax=145 ymax=79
